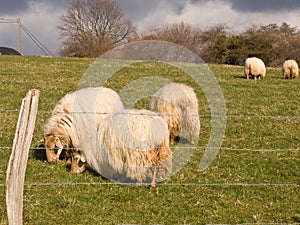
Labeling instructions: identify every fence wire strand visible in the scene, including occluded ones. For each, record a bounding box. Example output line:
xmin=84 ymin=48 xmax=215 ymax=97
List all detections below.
xmin=1 ymin=109 xmax=300 ymax=120
xmin=0 ymin=182 xmax=299 ymax=188
xmin=0 ymin=146 xmax=300 ymax=153
xmin=0 ymin=109 xmax=300 ymax=188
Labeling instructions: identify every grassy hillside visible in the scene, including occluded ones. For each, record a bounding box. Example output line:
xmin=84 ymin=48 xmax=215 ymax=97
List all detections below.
xmin=0 ymin=55 xmax=299 ymax=224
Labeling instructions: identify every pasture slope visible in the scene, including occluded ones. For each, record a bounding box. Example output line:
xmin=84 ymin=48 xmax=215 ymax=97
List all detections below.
xmin=0 ymin=56 xmax=299 ymax=224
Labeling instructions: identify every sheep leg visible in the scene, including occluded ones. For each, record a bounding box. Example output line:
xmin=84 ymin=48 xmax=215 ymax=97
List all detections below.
xmin=190 ymin=139 xmax=194 ymax=145
xmin=245 ymin=71 xmax=249 ymax=79
xmin=190 ymin=132 xmax=195 ymax=145
xmin=169 ymin=133 xmax=175 ymax=145
xmin=150 ymin=166 xmax=157 ymax=188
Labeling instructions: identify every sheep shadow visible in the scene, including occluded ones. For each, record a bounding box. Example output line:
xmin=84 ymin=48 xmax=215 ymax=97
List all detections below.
xmin=32 ymin=144 xmax=47 ymax=161
xmin=64 ymin=162 xmax=106 ymax=178
xmin=174 ymin=136 xmax=192 ymax=145
xmin=234 ymin=75 xmax=246 ymax=79
xmin=32 ymin=144 xmax=72 ymax=162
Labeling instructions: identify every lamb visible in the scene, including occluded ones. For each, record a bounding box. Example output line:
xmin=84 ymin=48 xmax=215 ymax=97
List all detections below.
xmin=244 ymin=57 xmax=266 ymax=80
xmin=283 ymin=59 xmax=299 ymax=79
xmin=71 ymin=109 xmax=172 ymax=187
xmin=44 ymin=87 xmax=124 ymax=163
xmin=149 ymin=83 xmax=200 ymax=145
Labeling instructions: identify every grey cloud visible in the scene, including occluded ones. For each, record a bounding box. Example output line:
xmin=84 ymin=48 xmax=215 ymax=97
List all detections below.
xmin=0 ymin=0 xmax=70 ymax=14
xmin=117 ymin=0 xmax=160 ymax=20
xmin=228 ymin=0 xmax=300 ymax=12
xmin=33 ymin=0 xmax=71 ymax=9
xmin=0 ymin=0 xmax=28 ymax=14
xmin=117 ymin=0 xmax=186 ymax=20
xmin=186 ymin=0 xmax=300 ymax=12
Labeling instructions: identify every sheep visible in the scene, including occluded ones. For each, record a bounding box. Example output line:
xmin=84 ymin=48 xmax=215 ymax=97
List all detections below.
xmin=244 ymin=57 xmax=266 ymax=80
xmin=43 ymin=87 xmax=124 ymax=163
xmin=149 ymin=83 xmax=200 ymax=145
xmin=71 ymin=109 xmax=172 ymax=188
xmin=283 ymin=59 xmax=299 ymax=79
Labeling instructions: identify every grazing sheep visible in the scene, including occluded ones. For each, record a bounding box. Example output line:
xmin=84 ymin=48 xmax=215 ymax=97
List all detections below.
xmin=283 ymin=59 xmax=299 ymax=79
xmin=44 ymin=87 xmax=124 ymax=163
xmin=244 ymin=57 xmax=266 ymax=80
xmin=71 ymin=109 xmax=172 ymax=187
xmin=149 ymin=83 xmax=200 ymax=145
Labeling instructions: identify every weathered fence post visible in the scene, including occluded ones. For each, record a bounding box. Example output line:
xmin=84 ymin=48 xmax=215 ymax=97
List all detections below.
xmin=6 ymin=89 xmax=40 ymax=225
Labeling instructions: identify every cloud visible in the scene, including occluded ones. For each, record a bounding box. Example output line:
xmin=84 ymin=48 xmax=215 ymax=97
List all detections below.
xmin=177 ymin=0 xmax=300 ymax=31
xmin=125 ymin=0 xmax=300 ymax=33
xmin=0 ymin=0 xmax=28 ymax=14
xmin=0 ymin=0 xmax=70 ymax=15
xmin=117 ymin=0 xmax=161 ymax=21
xmin=228 ymin=0 xmax=300 ymax=12
xmin=118 ymin=0 xmax=192 ymax=32
xmin=117 ymin=0 xmax=186 ymax=31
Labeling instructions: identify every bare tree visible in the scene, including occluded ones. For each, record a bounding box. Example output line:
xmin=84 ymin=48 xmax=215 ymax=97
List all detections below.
xmin=136 ymin=21 xmax=202 ymax=55
xmin=58 ymin=0 xmax=135 ymax=57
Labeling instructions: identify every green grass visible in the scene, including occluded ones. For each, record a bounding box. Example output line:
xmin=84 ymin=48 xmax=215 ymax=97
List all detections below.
xmin=0 ymin=56 xmax=299 ymax=224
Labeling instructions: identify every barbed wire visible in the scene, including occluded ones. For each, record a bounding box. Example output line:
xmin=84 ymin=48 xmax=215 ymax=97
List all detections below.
xmin=0 ymin=18 xmax=17 ymax=24
xmin=1 ymin=109 xmax=300 ymax=120
xmin=218 ymin=147 xmax=300 ymax=152
xmin=0 ymin=146 xmax=300 ymax=153
xmin=0 ymin=181 xmax=299 ymax=188
xmin=0 ymin=109 xmax=20 ymax=113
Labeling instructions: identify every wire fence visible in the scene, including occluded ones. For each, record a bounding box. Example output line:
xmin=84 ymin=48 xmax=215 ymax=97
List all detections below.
xmin=1 ymin=146 xmax=300 ymax=153
xmin=2 ymin=108 xmax=300 ymax=119
xmin=1 ymin=106 xmax=300 ymax=224
xmin=0 ymin=181 xmax=299 ymax=188
xmin=1 ymin=108 xmax=299 ymax=186
xmin=1 ymin=108 xmax=299 ymax=154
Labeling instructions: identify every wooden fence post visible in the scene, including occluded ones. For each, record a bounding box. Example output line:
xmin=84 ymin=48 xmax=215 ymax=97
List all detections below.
xmin=6 ymin=89 xmax=40 ymax=225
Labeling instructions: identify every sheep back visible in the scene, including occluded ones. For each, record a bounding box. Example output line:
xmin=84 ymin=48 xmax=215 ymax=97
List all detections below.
xmin=244 ymin=57 xmax=266 ymax=80
xmin=283 ymin=59 xmax=299 ymax=79
xmin=81 ymin=109 xmax=172 ymax=185
xmin=44 ymin=87 xmax=124 ymax=163
xmin=149 ymin=83 xmax=200 ymax=145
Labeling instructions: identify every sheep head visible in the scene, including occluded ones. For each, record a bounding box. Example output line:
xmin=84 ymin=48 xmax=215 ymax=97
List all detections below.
xmin=44 ymin=134 xmax=63 ymax=163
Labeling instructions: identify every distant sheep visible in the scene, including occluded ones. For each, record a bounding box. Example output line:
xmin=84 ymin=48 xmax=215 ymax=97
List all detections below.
xmin=149 ymin=83 xmax=200 ymax=145
xmin=44 ymin=87 xmax=124 ymax=163
xmin=283 ymin=59 xmax=299 ymax=79
xmin=71 ymin=109 xmax=172 ymax=187
xmin=244 ymin=57 xmax=266 ymax=80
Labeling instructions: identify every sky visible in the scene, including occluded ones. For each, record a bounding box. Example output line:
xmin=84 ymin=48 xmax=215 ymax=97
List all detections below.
xmin=1 ymin=0 xmax=300 ymax=56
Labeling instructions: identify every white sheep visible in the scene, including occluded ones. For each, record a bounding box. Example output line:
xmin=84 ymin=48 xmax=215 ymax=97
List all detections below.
xmin=149 ymin=83 xmax=200 ymax=145
xmin=283 ymin=59 xmax=299 ymax=79
xmin=71 ymin=109 xmax=172 ymax=187
xmin=244 ymin=57 xmax=266 ymax=80
xmin=44 ymin=87 xmax=124 ymax=163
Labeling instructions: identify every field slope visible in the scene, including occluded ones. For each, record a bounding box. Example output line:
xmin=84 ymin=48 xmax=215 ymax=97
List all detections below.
xmin=0 ymin=56 xmax=299 ymax=224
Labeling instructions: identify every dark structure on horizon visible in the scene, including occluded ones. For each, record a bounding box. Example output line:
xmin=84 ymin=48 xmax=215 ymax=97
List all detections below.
xmin=0 ymin=47 xmax=21 ymax=55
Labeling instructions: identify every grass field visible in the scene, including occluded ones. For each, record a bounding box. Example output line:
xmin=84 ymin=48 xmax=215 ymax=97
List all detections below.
xmin=0 ymin=55 xmax=299 ymax=224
